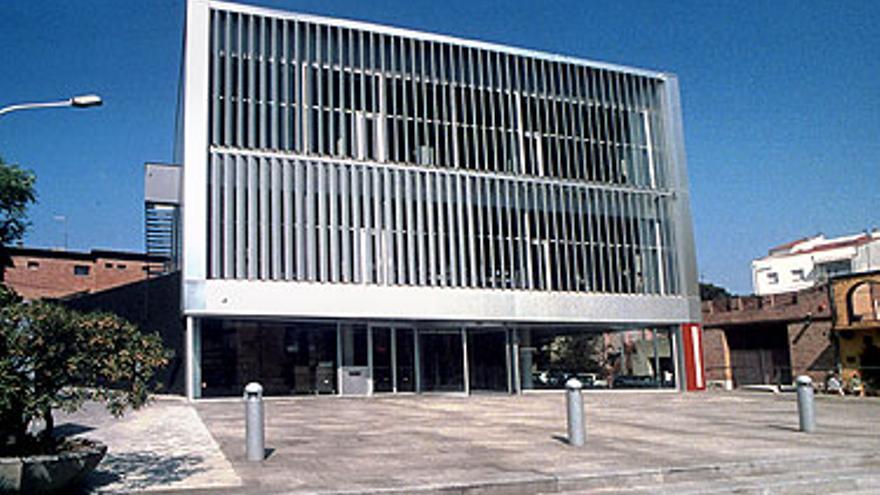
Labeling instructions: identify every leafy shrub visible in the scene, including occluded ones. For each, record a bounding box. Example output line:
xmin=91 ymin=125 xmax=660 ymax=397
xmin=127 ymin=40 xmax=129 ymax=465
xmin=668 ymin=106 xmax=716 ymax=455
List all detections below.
xmin=0 ymin=285 xmax=170 ymax=455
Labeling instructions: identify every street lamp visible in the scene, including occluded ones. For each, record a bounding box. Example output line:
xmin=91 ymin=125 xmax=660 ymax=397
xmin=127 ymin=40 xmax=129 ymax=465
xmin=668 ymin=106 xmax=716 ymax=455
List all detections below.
xmin=0 ymin=94 xmax=103 ymax=116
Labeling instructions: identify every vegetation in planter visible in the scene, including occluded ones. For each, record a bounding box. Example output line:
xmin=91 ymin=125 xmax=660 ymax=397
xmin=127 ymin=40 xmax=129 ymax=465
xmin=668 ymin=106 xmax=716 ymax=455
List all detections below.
xmin=0 ymin=285 xmax=171 ymax=456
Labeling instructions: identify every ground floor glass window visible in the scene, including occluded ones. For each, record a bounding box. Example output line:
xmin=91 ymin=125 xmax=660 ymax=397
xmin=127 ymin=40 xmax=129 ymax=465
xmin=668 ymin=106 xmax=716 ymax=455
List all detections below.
xmin=198 ymin=319 xmax=679 ymax=397
xmin=518 ymin=327 xmax=676 ymax=390
xmin=200 ymin=319 xmax=338 ymax=397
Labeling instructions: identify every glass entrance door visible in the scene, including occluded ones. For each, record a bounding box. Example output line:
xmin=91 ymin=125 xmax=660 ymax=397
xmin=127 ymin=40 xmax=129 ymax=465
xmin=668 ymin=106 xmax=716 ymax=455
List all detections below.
xmin=468 ymin=329 xmax=510 ymax=392
xmin=370 ymin=326 xmax=415 ymax=393
xmin=420 ymin=331 xmax=464 ymax=392
xmin=372 ymin=328 xmax=393 ymax=392
xmin=395 ymin=328 xmax=416 ymax=392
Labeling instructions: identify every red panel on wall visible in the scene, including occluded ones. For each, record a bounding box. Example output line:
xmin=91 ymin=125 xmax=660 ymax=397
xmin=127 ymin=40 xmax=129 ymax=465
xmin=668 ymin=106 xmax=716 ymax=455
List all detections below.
xmin=681 ymin=323 xmax=706 ymax=391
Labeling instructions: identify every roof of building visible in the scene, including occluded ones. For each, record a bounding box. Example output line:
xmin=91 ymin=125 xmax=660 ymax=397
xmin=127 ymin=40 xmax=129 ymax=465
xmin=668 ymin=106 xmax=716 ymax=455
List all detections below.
xmin=761 ymin=231 xmax=879 ymax=260
xmin=209 ymin=0 xmax=669 ymax=80
xmin=1 ymin=246 xmax=167 ymax=263
xmin=768 ymin=236 xmax=815 ymax=255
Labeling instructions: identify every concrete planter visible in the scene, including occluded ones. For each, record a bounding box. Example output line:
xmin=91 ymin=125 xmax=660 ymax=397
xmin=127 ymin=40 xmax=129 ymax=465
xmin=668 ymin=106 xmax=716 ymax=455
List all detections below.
xmin=0 ymin=439 xmax=106 ymax=494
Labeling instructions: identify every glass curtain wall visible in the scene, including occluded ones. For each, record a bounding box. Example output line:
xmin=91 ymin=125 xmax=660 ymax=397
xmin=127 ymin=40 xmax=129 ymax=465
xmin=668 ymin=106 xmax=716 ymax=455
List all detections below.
xmin=518 ymin=326 xmax=675 ymax=390
xmin=200 ymin=319 xmax=338 ymax=397
xmin=199 ymin=319 xmax=677 ymax=397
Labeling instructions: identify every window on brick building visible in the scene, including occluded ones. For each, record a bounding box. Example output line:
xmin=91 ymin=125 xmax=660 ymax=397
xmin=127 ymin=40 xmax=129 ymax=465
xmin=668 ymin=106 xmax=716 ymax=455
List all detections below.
xmin=849 ymin=281 xmax=880 ymax=323
xmin=105 ymin=262 xmax=113 ymax=269
xmin=767 ymin=272 xmax=779 ymax=285
xmin=792 ymin=269 xmax=805 ymax=281
xmin=73 ymin=265 xmax=90 ymax=276
xmin=117 ymin=264 xmax=127 ymax=270
xmin=27 ymin=261 xmax=39 ymax=270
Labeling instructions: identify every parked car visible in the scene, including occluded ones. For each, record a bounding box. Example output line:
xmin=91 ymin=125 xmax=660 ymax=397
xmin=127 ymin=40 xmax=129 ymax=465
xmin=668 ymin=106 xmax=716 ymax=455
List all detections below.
xmin=612 ymin=375 xmax=657 ymax=389
xmin=576 ymin=373 xmax=608 ymax=388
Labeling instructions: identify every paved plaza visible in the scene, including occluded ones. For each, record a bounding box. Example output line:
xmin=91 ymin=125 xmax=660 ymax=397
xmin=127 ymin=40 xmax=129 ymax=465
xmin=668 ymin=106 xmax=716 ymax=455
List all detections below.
xmin=58 ymin=397 xmax=241 ymax=493
xmin=63 ymin=391 xmax=880 ymax=494
xmin=198 ymin=391 xmax=880 ymax=494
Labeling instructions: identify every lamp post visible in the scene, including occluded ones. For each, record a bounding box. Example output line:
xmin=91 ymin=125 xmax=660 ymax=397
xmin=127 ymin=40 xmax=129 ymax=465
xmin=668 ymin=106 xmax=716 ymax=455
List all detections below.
xmin=0 ymin=94 xmax=103 ymax=117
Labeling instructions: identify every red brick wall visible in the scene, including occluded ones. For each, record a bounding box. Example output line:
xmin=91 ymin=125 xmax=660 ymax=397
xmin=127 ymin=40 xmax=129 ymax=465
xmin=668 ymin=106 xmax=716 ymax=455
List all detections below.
xmin=787 ymin=319 xmax=835 ymax=383
xmin=702 ymin=285 xmax=830 ymax=326
xmin=703 ymin=327 xmax=730 ymax=385
xmin=4 ymin=253 xmax=164 ymax=300
xmin=702 ymin=285 xmax=834 ymax=387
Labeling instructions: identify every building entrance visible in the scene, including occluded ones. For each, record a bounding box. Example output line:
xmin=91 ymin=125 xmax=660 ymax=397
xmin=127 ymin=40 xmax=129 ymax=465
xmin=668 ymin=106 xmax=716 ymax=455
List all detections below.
xmin=468 ymin=330 xmax=510 ymax=392
xmin=370 ymin=326 xmax=416 ymax=393
xmin=420 ymin=331 xmax=465 ymax=392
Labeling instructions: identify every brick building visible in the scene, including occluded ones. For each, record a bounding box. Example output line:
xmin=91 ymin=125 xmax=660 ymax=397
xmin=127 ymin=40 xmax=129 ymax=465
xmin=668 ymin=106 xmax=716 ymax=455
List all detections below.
xmin=1 ymin=246 xmax=166 ymax=301
xmin=831 ymin=271 xmax=880 ymax=390
xmin=703 ymin=271 xmax=880 ymax=392
xmin=702 ymin=286 xmax=834 ymax=389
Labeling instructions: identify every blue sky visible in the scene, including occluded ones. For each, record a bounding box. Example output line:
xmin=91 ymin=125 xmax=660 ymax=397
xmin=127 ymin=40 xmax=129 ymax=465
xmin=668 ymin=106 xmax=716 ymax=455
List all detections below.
xmin=0 ymin=1 xmax=877 ymax=294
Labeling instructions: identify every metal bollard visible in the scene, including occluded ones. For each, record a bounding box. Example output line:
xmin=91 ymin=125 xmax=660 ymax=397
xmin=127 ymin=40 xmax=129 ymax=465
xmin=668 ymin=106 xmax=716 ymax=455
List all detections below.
xmin=796 ymin=375 xmax=815 ymax=433
xmin=244 ymin=382 xmax=265 ymax=461
xmin=565 ymin=378 xmax=585 ymax=447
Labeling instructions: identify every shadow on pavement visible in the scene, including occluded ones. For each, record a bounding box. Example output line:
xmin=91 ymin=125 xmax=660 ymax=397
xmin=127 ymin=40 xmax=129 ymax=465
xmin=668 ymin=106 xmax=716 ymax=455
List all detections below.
xmin=77 ymin=450 xmax=208 ymax=493
xmin=551 ymin=434 xmax=571 ymax=445
xmin=55 ymin=422 xmax=96 ymax=437
xmin=766 ymin=424 xmax=800 ymax=433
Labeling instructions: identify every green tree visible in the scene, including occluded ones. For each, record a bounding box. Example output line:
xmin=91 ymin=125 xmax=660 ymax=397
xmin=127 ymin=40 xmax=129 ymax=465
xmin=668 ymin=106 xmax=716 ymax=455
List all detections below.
xmin=700 ymin=281 xmax=732 ymax=301
xmin=0 ymin=157 xmax=36 ymax=246
xmin=548 ymin=334 xmax=605 ymax=373
xmin=0 ymin=285 xmax=171 ymax=455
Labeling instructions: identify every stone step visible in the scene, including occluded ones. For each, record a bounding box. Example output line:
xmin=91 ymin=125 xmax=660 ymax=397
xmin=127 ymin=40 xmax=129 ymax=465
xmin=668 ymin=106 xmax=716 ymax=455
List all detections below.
xmin=581 ymin=473 xmax=880 ymax=495
xmin=260 ymin=454 xmax=880 ymax=495
xmin=548 ymin=455 xmax=880 ymax=495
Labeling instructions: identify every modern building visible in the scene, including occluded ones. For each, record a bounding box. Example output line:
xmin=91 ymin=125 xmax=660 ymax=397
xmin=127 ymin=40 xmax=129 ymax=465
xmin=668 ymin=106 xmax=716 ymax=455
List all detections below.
xmin=177 ymin=0 xmax=703 ymax=399
xmin=145 ymin=162 xmax=182 ymax=271
xmin=752 ymin=230 xmax=880 ymax=296
xmin=0 ymin=246 xmax=166 ymax=300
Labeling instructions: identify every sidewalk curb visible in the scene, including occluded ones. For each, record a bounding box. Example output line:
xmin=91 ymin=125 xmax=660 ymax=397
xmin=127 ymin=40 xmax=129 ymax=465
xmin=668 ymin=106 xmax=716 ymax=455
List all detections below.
xmin=239 ymin=452 xmax=879 ymax=495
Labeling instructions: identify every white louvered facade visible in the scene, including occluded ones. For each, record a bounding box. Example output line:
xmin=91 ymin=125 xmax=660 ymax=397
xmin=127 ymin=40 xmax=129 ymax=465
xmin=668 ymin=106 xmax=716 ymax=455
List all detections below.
xmin=178 ymin=0 xmax=701 ymax=399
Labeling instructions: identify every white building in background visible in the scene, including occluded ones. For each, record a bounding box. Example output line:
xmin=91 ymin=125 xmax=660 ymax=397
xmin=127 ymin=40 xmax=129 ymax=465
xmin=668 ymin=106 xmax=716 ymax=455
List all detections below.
xmin=752 ymin=230 xmax=880 ymax=295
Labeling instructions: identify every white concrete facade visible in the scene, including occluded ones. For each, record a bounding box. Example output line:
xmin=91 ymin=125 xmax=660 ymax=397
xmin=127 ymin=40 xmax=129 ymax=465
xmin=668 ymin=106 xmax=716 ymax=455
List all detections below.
xmin=752 ymin=231 xmax=880 ymax=295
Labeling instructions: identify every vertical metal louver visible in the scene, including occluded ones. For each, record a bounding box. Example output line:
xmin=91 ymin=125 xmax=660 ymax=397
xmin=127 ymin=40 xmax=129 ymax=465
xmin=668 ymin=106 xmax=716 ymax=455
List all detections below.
xmin=204 ymin=7 xmax=683 ymax=296
xmin=145 ymin=203 xmax=180 ymax=271
xmin=145 ymin=163 xmax=182 ymax=273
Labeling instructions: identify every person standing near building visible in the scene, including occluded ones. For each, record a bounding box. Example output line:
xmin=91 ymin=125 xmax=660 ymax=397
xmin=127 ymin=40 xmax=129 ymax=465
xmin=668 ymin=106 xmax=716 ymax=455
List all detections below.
xmin=825 ymin=372 xmax=844 ymax=396
xmin=849 ymin=371 xmax=866 ymax=397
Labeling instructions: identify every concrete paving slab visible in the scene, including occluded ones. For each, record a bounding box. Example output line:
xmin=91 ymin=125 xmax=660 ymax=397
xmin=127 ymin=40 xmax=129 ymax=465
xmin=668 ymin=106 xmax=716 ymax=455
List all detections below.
xmin=193 ymin=391 xmax=880 ymax=494
xmin=57 ymin=396 xmax=242 ymax=493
